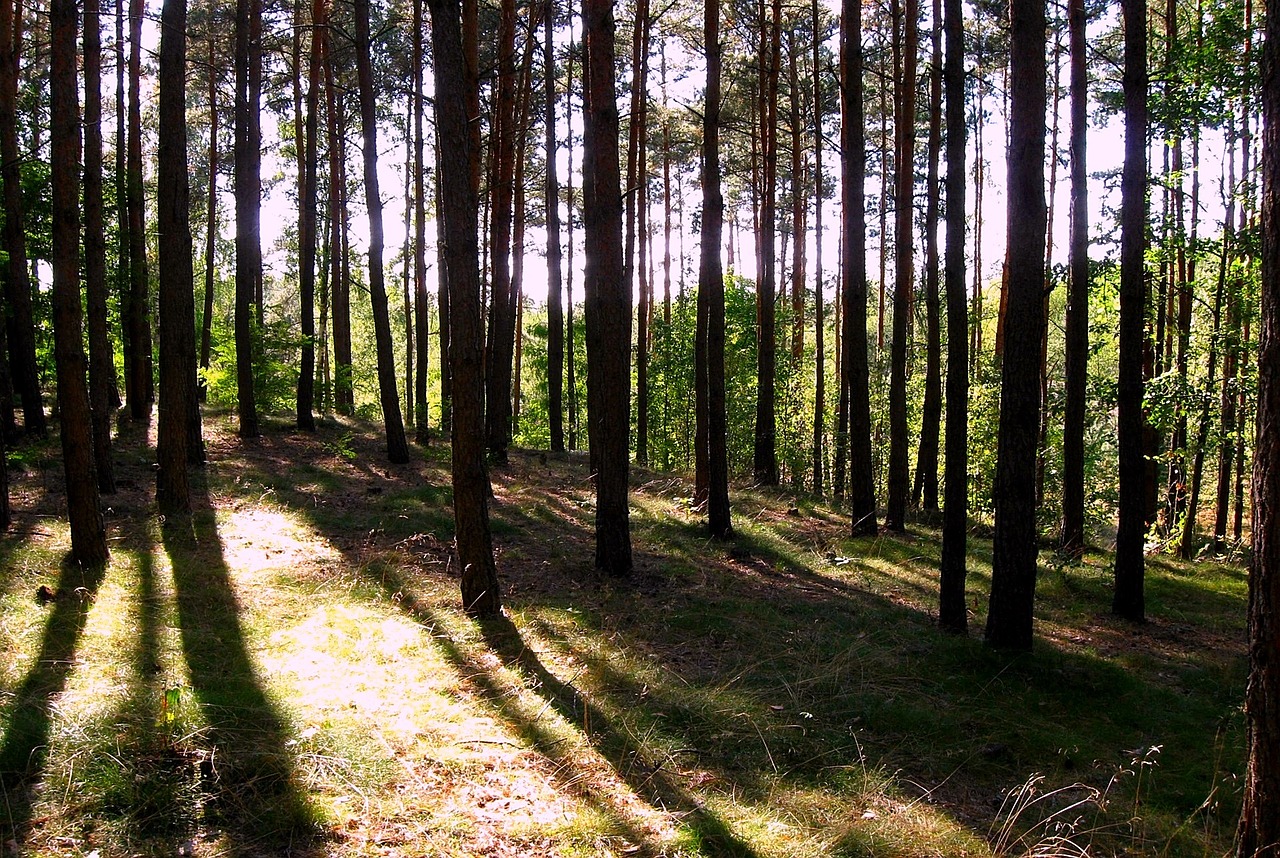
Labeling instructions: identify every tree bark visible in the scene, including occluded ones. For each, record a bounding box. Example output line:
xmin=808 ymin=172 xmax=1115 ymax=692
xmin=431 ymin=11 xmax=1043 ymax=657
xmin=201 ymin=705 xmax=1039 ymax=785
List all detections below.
xmin=884 ymin=0 xmax=917 ymax=530
xmin=1237 ymin=0 xmax=1280 ymax=840
xmin=51 ymin=0 xmax=108 ymax=564
xmin=912 ymin=0 xmax=942 ymax=514
xmin=83 ymin=0 xmax=116 ymax=493
xmin=1113 ymin=0 xmax=1147 ymax=622
xmin=546 ymin=0 xmax=564 ymax=452
xmin=414 ymin=0 xmax=431 ymax=444
xmin=200 ymin=25 xmax=218 ymax=403
xmin=427 ymin=0 xmax=500 ymax=617
xmin=234 ymin=0 xmax=261 ymax=437
xmin=702 ymin=0 xmax=730 ymax=537
xmin=157 ymin=0 xmax=197 ymax=514
xmin=127 ymin=0 xmax=153 ymax=415
xmin=1060 ymin=0 xmax=1089 ymax=556
xmin=753 ymin=0 xmax=781 ymax=486
xmin=583 ymin=0 xmax=632 ymax=574
xmin=811 ymin=0 xmax=825 ymax=496
xmin=985 ymin=0 xmax=1047 ymax=651
xmin=297 ymin=0 xmax=326 ymax=432
xmin=842 ymin=0 xmax=876 ymax=535
xmin=938 ymin=0 xmax=967 ymax=632
xmin=354 ymin=0 xmax=410 ymax=464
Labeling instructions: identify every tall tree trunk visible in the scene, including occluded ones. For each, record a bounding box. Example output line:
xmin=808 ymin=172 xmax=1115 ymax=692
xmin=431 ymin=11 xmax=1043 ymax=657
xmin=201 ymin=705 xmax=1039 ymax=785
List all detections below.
xmin=566 ymin=36 xmax=578 ymax=451
xmin=938 ymin=0 xmax=967 ymax=632
xmin=985 ymin=0 xmax=1047 ymax=650
xmin=200 ymin=25 xmax=218 ymax=404
xmin=127 ymin=0 xmax=153 ymax=415
xmin=157 ymin=0 xmax=198 ymax=513
xmin=485 ymin=0 xmax=519 ymax=463
xmin=51 ymin=0 xmax=108 ymax=564
xmin=583 ymin=0 xmax=632 ymax=574
xmin=354 ymin=0 xmax=410 ymax=464
xmin=789 ymin=32 xmax=805 ymax=366
xmin=625 ymin=0 xmax=650 ymax=466
xmin=401 ymin=106 xmax=415 ymax=431
xmin=913 ymin=0 xmax=942 ymax=513
xmin=332 ymin=88 xmax=354 ymax=416
xmin=702 ymin=0 xmax=729 ymax=537
xmin=884 ymin=0 xmax=917 ymax=530
xmin=1060 ymin=0 xmax=1089 ymax=555
xmin=1113 ymin=0 xmax=1147 ymax=621
xmin=545 ymin=0 xmax=564 ymax=452
xmin=0 ymin=0 xmax=43 ymax=435
xmin=234 ymin=0 xmax=261 ymax=437
xmin=414 ymin=0 xmax=430 ymax=444
xmin=435 ymin=123 xmax=453 ymax=434
xmin=811 ymin=0 xmax=825 ymax=496
xmin=427 ymin=0 xmax=500 ymax=617
xmin=83 ymin=0 xmax=116 ymax=493
xmin=842 ymin=0 xmax=876 ymax=534
xmin=113 ymin=0 xmax=126 ymax=414
xmin=753 ymin=0 xmax=781 ymax=486
xmin=297 ymin=0 xmax=326 ymax=432
xmin=1237 ymin=0 xmax=1280 ymax=838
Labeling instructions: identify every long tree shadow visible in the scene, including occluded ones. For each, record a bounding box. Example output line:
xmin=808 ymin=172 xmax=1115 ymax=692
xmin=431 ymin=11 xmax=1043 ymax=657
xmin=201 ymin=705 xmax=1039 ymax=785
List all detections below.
xmin=0 ymin=555 xmax=106 ymax=846
xmin=161 ymin=474 xmax=319 ymax=854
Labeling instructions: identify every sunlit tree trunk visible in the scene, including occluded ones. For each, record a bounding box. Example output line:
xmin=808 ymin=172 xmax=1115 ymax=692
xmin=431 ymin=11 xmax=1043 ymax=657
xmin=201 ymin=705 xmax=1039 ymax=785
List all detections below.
xmin=297 ymin=0 xmax=326 ymax=432
xmin=354 ymin=0 xmax=410 ymax=464
xmin=127 ymin=0 xmax=153 ymax=415
xmin=200 ymin=25 xmax=218 ymax=404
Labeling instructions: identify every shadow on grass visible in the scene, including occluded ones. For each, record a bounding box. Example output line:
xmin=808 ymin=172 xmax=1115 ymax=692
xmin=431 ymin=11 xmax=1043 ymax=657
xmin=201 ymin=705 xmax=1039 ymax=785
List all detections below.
xmin=160 ymin=474 xmax=320 ymax=854
xmin=373 ymin=563 xmax=761 ymax=858
xmin=0 ymin=555 xmax=106 ymax=846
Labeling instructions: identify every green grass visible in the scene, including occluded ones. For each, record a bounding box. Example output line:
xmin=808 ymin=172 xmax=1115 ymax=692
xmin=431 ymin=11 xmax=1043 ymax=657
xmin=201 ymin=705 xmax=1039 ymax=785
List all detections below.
xmin=0 ymin=413 xmax=1249 ymax=857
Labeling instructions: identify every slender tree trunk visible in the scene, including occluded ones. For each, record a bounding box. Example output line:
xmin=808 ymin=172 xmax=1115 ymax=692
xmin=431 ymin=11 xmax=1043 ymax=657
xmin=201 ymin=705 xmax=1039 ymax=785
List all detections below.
xmin=157 ymin=0 xmax=198 ymax=514
xmin=884 ymin=0 xmax=917 ymax=530
xmin=753 ymin=0 xmax=781 ymax=486
xmin=566 ymin=36 xmax=578 ymax=451
xmin=1114 ymin=0 xmax=1148 ymax=621
xmin=84 ymin=0 xmax=115 ymax=493
xmin=297 ymin=0 xmax=326 ymax=432
xmin=234 ymin=0 xmax=261 ymax=437
xmin=625 ymin=0 xmax=650 ymax=466
xmin=702 ymin=0 xmax=729 ymax=537
xmin=842 ymin=0 xmax=875 ymax=534
xmin=414 ymin=0 xmax=430 ymax=444
xmin=1061 ymin=0 xmax=1089 ymax=555
xmin=812 ymin=0 xmax=825 ymax=496
xmin=354 ymin=0 xmax=410 ymax=463
xmin=789 ymin=32 xmax=805 ymax=367
xmin=985 ymin=0 xmax=1047 ymax=650
xmin=1036 ymin=25 xmax=1062 ymax=507
xmin=485 ymin=0 xmax=519 ymax=463
xmin=427 ymin=0 xmax=500 ymax=617
xmin=200 ymin=26 xmax=218 ymax=403
xmin=0 ymin=0 xmax=43 ymax=435
xmin=401 ymin=105 xmax=415 ymax=431
xmin=127 ymin=0 xmax=153 ymax=414
xmin=938 ymin=0 xmax=968 ymax=632
xmin=583 ymin=0 xmax=632 ymax=574
xmin=51 ymin=0 xmax=108 ymax=564
xmin=435 ymin=124 xmax=453 ymax=434
xmin=912 ymin=0 xmax=942 ymax=513
xmin=332 ymin=88 xmax=354 ymax=416
xmin=546 ymin=0 xmax=564 ymax=452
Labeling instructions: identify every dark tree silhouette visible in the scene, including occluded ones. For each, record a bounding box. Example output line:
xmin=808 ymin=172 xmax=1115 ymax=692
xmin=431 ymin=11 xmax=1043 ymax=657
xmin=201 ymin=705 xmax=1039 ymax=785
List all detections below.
xmin=583 ymin=0 xmax=632 ymax=575
xmin=985 ymin=0 xmax=1047 ymax=651
xmin=234 ymin=0 xmax=261 ymax=438
xmin=428 ymin=0 xmax=501 ymax=617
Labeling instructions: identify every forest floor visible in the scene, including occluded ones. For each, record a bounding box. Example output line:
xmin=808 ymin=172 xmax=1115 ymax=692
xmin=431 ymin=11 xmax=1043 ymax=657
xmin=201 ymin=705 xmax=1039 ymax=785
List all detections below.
xmin=0 ymin=410 xmax=1249 ymax=858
